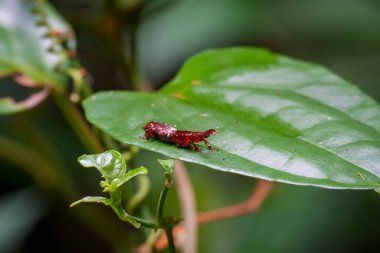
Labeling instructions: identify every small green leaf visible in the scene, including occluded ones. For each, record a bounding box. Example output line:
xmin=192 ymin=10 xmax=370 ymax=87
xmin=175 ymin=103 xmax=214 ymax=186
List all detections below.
xmin=70 ymin=196 xmax=109 ymax=207
xmin=78 ymin=150 xmax=126 ymax=183
xmin=115 ymin=166 xmax=148 ymax=188
xmin=74 ymin=151 xmax=148 ymax=228
xmin=83 ymin=47 xmax=380 ymax=190
xmin=158 ymin=159 xmax=174 ymax=175
xmin=158 ymin=159 xmax=175 ymax=184
xmin=99 ymin=181 xmax=114 ymax=192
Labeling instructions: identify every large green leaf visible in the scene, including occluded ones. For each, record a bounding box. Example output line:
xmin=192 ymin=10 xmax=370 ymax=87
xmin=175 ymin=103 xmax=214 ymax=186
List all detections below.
xmin=0 ymin=0 xmax=71 ymax=86
xmin=83 ymin=47 xmax=380 ymax=189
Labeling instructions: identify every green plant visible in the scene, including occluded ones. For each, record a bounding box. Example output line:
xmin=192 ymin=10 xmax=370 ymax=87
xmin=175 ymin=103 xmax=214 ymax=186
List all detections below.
xmin=1 ymin=0 xmax=379 ymax=252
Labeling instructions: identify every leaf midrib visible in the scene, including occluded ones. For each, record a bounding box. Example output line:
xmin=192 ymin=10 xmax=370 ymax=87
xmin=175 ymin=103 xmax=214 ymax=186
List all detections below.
xmin=152 ymin=91 xmax=378 ymax=184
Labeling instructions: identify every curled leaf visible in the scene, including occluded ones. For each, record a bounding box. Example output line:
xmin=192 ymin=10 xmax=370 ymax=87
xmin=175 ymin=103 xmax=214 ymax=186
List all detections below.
xmin=158 ymin=159 xmax=175 ymax=175
xmin=0 ymin=86 xmax=50 ymax=115
xmin=70 ymin=196 xmax=109 ymax=207
xmin=78 ymin=150 xmax=148 ymax=192
xmin=114 ymin=166 xmax=148 ymax=188
xmin=158 ymin=159 xmax=175 ymax=184
xmin=78 ymin=150 xmax=126 ymax=183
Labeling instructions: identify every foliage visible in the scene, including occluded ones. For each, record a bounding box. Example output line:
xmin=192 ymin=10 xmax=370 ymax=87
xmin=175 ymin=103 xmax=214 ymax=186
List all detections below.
xmin=1 ymin=0 xmax=380 ymax=252
xmin=71 ymin=150 xmax=147 ymax=227
xmin=83 ymin=48 xmax=380 ymax=190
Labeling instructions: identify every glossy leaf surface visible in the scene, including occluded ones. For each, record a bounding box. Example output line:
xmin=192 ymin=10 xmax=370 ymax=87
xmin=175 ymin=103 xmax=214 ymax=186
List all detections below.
xmin=84 ymin=47 xmax=380 ymax=189
xmin=78 ymin=150 xmax=127 ymax=182
xmin=78 ymin=150 xmax=148 ymax=192
xmin=74 ymin=150 xmax=147 ymax=228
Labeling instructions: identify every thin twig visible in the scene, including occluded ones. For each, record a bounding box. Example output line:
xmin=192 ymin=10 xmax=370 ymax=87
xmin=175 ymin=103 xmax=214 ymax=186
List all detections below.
xmin=197 ymin=180 xmax=273 ymax=224
xmin=155 ymin=179 xmax=274 ymax=250
xmin=173 ymin=160 xmax=198 ymax=253
xmin=156 ymin=185 xmax=169 ymax=226
xmin=165 ymin=225 xmax=176 ymax=253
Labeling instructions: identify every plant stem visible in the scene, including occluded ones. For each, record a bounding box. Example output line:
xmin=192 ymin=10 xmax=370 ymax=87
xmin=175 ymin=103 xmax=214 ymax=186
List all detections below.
xmin=156 ymin=185 xmax=169 ymax=226
xmin=197 ymin=180 xmax=274 ymax=224
xmin=52 ymin=88 xmax=104 ymax=153
xmin=153 ymin=180 xmax=274 ymax=250
xmin=109 ymin=189 xmax=157 ymax=229
xmin=165 ymin=225 xmax=176 ymax=253
xmin=128 ymin=215 xmax=157 ymax=228
xmin=155 ymin=173 xmax=177 ymax=252
xmin=174 ymin=160 xmax=197 ymax=253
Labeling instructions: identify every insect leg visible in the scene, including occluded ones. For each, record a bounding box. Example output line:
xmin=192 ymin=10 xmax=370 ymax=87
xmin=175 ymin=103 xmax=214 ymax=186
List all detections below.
xmin=203 ymin=139 xmax=218 ymax=151
xmin=190 ymin=142 xmax=202 ymax=152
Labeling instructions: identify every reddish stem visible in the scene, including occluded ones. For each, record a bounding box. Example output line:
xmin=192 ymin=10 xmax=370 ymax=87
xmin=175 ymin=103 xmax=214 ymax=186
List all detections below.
xmin=197 ymin=180 xmax=274 ymax=224
xmin=174 ymin=161 xmax=197 ymax=253
xmin=154 ymin=180 xmax=274 ymax=251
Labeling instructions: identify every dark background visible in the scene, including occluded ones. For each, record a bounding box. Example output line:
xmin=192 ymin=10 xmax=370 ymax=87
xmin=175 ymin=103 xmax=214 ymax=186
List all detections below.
xmin=1 ymin=0 xmax=379 ymax=252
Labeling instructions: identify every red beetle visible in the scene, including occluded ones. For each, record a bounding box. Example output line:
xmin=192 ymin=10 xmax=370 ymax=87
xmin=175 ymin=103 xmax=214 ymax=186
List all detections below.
xmin=143 ymin=121 xmax=217 ymax=152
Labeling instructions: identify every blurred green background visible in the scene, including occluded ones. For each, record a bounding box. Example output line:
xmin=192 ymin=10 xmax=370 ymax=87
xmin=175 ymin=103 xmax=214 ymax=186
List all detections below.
xmin=1 ymin=0 xmax=379 ymax=252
